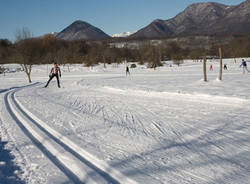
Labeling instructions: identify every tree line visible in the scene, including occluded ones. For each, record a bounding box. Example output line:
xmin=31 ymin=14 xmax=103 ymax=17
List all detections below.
xmin=1 ymin=31 xmax=250 ymax=68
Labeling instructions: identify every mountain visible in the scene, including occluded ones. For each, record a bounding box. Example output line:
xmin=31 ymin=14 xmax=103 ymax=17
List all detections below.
xmin=129 ymin=0 xmax=250 ymax=39
xmin=56 ymin=20 xmax=110 ymax=41
xmin=112 ymin=32 xmax=134 ymax=37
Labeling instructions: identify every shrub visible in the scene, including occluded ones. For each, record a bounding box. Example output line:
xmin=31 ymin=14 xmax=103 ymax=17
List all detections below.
xmin=130 ymin=63 xmax=137 ymax=68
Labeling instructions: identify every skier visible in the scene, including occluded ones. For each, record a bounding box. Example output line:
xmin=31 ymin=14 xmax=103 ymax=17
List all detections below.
xmin=240 ymin=59 xmax=249 ymax=74
xmin=209 ymin=64 xmax=213 ymax=71
xmin=126 ymin=66 xmax=130 ymax=76
xmin=224 ymin=64 xmax=227 ymax=70
xmin=44 ymin=62 xmax=61 ymax=88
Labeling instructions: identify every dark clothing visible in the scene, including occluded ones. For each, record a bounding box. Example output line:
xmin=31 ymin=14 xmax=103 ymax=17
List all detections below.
xmin=45 ymin=66 xmax=61 ymax=88
xmin=242 ymin=61 xmax=247 ymax=67
xmin=126 ymin=66 xmax=130 ymax=76
xmin=240 ymin=60 xmax=249 ymax=74
xmin=240 ymin=61 xmax=247 ymax=67
xmin=224 ymin=64 xmax=227 ymax=70
xmin=45 ymin=73 xmax=60 ymax=88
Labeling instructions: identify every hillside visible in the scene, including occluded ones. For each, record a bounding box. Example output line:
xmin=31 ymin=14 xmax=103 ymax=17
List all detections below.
xmin=130 ymin=0 xmax=250 ymax=39
xmin=56 ymin=20 xmax=110 ymax=41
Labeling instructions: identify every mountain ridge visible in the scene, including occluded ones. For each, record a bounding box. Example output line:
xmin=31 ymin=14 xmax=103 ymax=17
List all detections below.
xmin=129 ymin=0 xmax=250 ymax=39
xmin=56 ymin=20 xmax=110 ymax=41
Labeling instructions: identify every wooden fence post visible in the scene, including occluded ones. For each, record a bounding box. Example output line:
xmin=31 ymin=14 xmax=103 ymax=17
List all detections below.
xmin=203 ymin=56 xmax=207 ymax=82
xmin=219 ymin=47 xmax=223 ymax=80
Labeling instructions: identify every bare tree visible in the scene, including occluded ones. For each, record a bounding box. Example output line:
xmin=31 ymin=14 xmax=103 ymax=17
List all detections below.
xmin=139 ymin=43 xmax=162 ymax=69
xmin=172 ymin=54 xmax=184 ymax=67
xmin=15 ymin=27 xmax=31 ymax=42
xmin=0 ymin=39 xmax=12 ymax=64
xmin=15 ymin=28 xmax=42 ymax=83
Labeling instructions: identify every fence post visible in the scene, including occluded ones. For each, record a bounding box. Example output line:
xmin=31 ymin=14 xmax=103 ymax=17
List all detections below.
xmin=219 ymin=47 xmax=223 ymax=80
xmin=203 ymin=56 xmax=207 ymax=82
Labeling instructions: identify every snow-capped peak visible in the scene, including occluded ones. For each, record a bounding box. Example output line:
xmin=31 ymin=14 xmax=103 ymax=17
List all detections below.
xmin=112 ymin=32 xmax=133 ymax=38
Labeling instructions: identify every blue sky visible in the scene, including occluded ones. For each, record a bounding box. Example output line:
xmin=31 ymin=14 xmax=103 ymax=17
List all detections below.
xmin=0 ymin=0 xmax=245 ymax=41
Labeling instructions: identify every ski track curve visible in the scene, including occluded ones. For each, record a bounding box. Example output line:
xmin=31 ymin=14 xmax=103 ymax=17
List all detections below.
xmin=15 ymin=83 xmax=250 ymax=184
xmin=4 ymin=84 xmax=137 ymax=184
xmin=29 ymin=85 xmax=215 ymax=183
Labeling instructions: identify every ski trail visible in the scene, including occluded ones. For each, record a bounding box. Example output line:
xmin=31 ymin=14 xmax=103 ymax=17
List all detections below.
xmin=0 ymin=82 xmax=41 ymax=94
xmin=21 ymin=83 xmax=250 ymax=183
xmin=5 ymin=87 xmax=137 ymax=184
xmin=5 ymin=91 xmax=91 ymax=183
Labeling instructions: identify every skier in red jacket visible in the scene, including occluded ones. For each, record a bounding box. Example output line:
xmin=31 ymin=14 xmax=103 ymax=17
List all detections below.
xmin=44 ymin=62 xmax=61 ymax=88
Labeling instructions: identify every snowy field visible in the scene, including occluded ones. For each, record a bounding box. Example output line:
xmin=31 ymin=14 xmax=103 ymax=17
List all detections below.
xmin=0 ymin=59 xmax=250 ymax=184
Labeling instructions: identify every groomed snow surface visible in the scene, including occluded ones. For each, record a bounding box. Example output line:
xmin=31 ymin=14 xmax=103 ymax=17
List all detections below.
xmin=0 ymin=59 xmax=250 ymax=184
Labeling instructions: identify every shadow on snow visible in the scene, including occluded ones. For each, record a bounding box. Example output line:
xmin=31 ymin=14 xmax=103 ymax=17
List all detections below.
xmin=0 ymin=141 xmax=25 ymax=184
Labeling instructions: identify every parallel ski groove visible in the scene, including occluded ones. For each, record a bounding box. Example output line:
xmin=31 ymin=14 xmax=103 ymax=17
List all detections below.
xmin=4 ymin=91 xmax=84 ymax=184
xmin=5 ymin=85 xmax=137 ymax=184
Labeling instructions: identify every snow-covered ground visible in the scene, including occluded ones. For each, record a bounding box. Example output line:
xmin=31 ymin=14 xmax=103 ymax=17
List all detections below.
xmin=0 ymin=59 xmax=250 ymax=184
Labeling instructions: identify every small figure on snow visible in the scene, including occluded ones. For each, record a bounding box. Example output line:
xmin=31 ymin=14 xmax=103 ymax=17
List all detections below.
xmin=223 ymin=64 xmax=228 ymax=70
xmin=209 ymin=64 xmax=213 ymax=71
xmin=126 ymin=66 xmax=130 ymax=76
xmin=234 ymin=58 xmax=237 ymax=64
xmin=240 ymin=59 xmax=249 ymax=74
xmin=44 ymin=62 xmax=61 ymax=88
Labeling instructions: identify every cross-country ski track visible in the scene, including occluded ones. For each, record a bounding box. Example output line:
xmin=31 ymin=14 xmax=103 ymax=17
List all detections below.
xmin=1 ymin=60 xmax=250 ymax=183
xmin=4 ymin=84 xmax=137 ymax=184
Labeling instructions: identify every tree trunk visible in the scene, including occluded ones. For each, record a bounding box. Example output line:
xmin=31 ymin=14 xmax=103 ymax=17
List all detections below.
xmin=219 ymin=48 xmax=223 ymax=81
xmin=21 ymin=64 xmax=32 ymax=83
xmin=67 ymin=64 xmax=70 ymax=72
xmin=103 ymin=56 xmax=106 ymax=68
xmin=203 ymin=56 xmax=207 ymax=82
xmin=27 ymin=73 xmax=32 ymax=83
